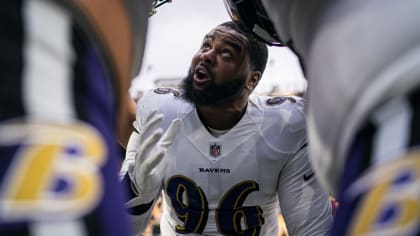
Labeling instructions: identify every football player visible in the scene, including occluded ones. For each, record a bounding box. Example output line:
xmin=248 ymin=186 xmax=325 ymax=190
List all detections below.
xmin=121 ymin=21 xmax=332 ymax=235
xmin=224 ymin=0 xmax=420 ymax=235
xmin=0 ymin=0 xmax=169 ymax=235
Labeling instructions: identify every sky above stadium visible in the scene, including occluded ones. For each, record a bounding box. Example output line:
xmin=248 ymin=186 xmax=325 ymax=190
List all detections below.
xmin=131 ymin=0 xmax=306 ymax=95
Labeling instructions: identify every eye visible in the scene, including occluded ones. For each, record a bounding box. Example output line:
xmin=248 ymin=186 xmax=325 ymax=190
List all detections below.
xmin=220 ymin=49 xmax=233 ymax=59
xmin=200 ymin=42 xmax=211 ymax=51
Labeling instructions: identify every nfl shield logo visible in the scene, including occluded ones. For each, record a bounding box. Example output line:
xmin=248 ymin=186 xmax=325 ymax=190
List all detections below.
xmin=210 ymin=143 xmax=221 ymax=157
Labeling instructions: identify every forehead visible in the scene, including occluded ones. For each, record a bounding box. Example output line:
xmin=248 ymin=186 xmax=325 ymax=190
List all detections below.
xmin=205 ymin=25 xmax=248 ymax=49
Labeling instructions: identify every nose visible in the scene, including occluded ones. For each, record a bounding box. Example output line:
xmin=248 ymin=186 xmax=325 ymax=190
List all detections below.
xmin=200 ymin=48 xmax=216 ymax=65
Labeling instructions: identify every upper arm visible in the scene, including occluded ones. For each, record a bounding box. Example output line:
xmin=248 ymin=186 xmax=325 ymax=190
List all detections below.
xmin=277 ymin=146 xmax=333 ymax=235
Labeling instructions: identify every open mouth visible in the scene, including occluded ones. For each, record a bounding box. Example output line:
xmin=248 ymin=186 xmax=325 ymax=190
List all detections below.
xmin=193 ymin=68 xmax=211 ymax=85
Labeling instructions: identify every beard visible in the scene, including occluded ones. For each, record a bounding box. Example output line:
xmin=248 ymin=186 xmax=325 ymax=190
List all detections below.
xmin=181 ymin=70 xmax=246 ymax=106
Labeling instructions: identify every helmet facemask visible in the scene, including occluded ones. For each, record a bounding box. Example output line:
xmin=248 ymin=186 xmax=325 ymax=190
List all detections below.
xmin=150 ymin=0 xmax=172 ymax=16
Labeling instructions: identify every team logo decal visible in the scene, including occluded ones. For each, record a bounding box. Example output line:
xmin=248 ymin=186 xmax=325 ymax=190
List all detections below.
xmin=347 ymin=151 xmax=420 ymax=236
xmin=0 ymin=121 xmax=106 ymax=221
xmin=209 ymin=143 xmax=221 ymax=157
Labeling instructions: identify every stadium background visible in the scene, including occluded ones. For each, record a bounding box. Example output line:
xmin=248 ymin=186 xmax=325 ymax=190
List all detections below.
xmin=130 ymin=0 xmax=307 ymax=98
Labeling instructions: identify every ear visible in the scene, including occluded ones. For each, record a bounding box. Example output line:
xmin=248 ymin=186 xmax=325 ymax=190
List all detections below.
xmin=247 ymin=70 xmax=262 ymax=90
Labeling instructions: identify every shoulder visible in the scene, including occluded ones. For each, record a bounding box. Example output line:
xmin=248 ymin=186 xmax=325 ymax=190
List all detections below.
xmin=152 ymin=87 xmax=182 ymax=97
xmin=136 ymin=87 xmax=184 ymax=113
xmin=135 ymin=87 xmax=190 ymax=129
xmin=253 ymin=95 xmax=305 ymax=113
xmin=251 ymin=95 xmax=305 ymax=125
xmin=139 ymin=87 xmax=182 ymax=102
xmin=251 ymin=95 xmax=307 ymax=153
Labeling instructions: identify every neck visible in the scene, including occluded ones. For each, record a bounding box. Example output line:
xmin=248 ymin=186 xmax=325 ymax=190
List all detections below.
xmin=197 ymin=96 xmax=249 ymax=130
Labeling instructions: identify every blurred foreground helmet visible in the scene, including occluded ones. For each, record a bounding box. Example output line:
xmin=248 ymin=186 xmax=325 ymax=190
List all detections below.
xmin=223 ymin=0 xmax=282 ymax=46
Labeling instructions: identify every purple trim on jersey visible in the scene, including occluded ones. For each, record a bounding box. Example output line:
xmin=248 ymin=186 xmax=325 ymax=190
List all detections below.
xmin=83 ymin=44 xmax=130 ymax=236
xmin=330 ymin=126 xmax=374 ymax=235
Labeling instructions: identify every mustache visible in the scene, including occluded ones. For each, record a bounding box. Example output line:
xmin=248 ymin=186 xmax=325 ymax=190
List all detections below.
xmin=181 ymin=70 xmax=246 ymax=106
xmin=192 ymin=63 xmax=213 ymax=80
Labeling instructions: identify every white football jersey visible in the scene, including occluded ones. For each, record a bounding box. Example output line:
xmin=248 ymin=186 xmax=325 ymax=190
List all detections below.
xmin=134 ymin=88 xmax=332 ymax=235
